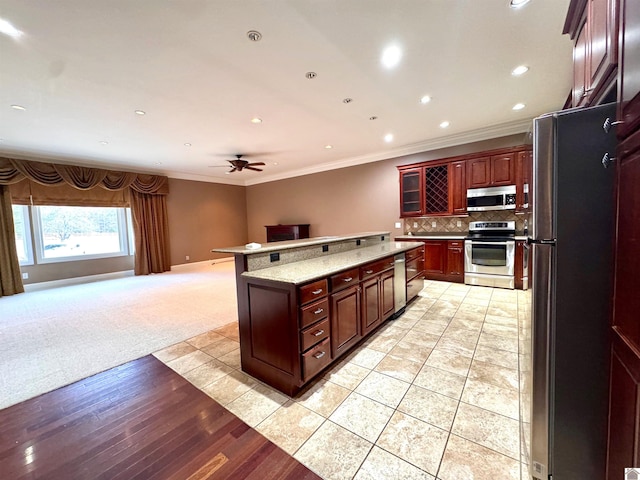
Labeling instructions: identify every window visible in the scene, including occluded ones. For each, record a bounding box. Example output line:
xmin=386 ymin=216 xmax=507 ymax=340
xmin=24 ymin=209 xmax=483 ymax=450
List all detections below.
xmin=32 ymin=206 xmax=132 ymax=263
xmin=12 ymin=205 xmax=34 ymax=266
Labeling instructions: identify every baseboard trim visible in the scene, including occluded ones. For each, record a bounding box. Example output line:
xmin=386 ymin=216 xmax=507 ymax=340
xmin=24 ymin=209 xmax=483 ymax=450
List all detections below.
xmin=24 ymin=270 xmax=135 ymax=292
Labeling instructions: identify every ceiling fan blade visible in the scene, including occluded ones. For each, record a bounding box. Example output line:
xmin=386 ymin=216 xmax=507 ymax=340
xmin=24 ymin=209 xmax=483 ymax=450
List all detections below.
xmin=229 ymin=167 xmax=237 ymax=173
xmin=245 ymin=166 xmax=263 ymax=172
xmin=247 ymin=162 xmax=266 ymax=167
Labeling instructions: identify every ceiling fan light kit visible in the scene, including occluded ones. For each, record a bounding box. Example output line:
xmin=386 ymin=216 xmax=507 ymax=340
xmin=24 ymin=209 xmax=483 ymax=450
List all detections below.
xmin=210 ymin=154 xmax=266 ymax=173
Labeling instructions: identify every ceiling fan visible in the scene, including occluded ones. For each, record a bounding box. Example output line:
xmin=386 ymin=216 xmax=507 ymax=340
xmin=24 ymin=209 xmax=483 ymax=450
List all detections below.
xmin=209 ymin=154 xmax=266 ymax=173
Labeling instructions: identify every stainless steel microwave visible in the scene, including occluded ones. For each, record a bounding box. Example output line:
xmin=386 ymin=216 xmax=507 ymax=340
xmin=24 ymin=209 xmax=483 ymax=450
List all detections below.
xmin=466 ymin=185 xmax=516 ymax=211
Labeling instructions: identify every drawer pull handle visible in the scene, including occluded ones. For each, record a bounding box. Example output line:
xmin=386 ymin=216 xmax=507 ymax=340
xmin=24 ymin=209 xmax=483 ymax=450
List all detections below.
xmin=343 ymin=277 xmax=353 ymax=282
xmin=314 ymin=308 xmax=324 ymax=315
xmin=312 ymin=289 xmax=323 ymax=295
xmin=313 ymin=351 xmax=326 ymax=359
xmin=365 ymin=270 xmax=373 ymax=274
xmin=313 ymin=329 xmax=325 ymax=336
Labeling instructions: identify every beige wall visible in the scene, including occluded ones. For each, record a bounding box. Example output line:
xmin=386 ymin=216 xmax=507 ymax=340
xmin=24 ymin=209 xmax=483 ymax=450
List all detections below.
xmin=246 ymin=134 xmax=527 ymax=242
xmin=166 ymin=178 xmax=248 ymax=264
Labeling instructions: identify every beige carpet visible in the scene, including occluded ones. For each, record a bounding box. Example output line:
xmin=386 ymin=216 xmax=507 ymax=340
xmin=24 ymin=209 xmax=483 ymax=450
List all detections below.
xmin=0 ymin=260 xmax=238 ymax=410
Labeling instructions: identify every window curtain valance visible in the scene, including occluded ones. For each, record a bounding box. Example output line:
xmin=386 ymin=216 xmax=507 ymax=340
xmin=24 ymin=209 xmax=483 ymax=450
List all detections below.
xmin=0 ymin=157 xmax=169 ymax=195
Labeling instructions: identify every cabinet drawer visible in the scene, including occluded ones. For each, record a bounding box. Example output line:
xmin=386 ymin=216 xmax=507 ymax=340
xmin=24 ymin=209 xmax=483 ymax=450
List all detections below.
xmin=330 ymin=268 xmax=359 ymax=292
xmin=360 ymin=257 xmax=395 ymax=279
xmin=299 ymin=279 xmax=328 ymax=305
xmin=448 ymin=241 xmax=463 ymax=248
xmin=302 ymin=338 xmax=331 ymax=380
xmin=405 ymin=246 xmax=424 ymax=262
xmin=406 ymin=257 xmax=424 ymax=279
xmin=300 ymin=298 xmax=329 ymax=329
xmin=301 ymin=318 xmax=330 ymax=351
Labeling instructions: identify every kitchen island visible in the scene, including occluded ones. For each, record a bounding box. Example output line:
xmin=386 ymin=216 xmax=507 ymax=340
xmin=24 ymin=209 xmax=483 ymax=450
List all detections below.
xmin=213 ymin=232 xmax=425 ymax=396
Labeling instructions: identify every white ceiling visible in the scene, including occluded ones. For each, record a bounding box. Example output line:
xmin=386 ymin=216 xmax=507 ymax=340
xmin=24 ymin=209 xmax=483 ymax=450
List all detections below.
xmin=0 ymin=0 xmax=572 ymax=187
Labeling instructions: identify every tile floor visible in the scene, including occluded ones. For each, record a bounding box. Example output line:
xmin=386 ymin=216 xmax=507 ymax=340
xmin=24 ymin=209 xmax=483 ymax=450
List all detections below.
xmin=153 ymin=280 xmax=531 ymax=480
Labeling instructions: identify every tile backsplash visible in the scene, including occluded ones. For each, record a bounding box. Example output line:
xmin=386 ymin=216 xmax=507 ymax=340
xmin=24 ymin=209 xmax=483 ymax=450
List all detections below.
xmin=403 ymin=211 xmax=529 ymax=234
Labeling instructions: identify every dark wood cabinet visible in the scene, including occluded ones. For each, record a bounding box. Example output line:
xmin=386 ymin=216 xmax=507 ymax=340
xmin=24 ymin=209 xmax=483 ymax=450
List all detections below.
xmin=565 ymin=0 xmax=619 ymax=107
xmin=359 ymin=258 xmax=395 ymax=336
xmin=617 ymin=0 xmax=640 ymax=138
xmin=449 ymin=161 xmax=467 ymax=214
xmin=330 ymin=284 xmax=361 ymax=359
xmin=515 ymin=150 xmax=532 ymax=213
xmin=467 ymin=154 xmax=515 ymax=189
xmin=399 ymin=168 xmax=424 ymax=217
xmin=424 ymin=163 xmax=449 ymax=215
xmin=361 ymin=277 xmax=381 ymax=336
xmin=607 ymin=135 xmax=640 ymax=477
xmin=265 ymin=224 xmax=310 ymax=242
xmin=466 ymin=156 xmax=491 ymax=189
xmin=446 ymin=241 xmax=464 ymax=277
xmin=420 ymin=239 xmax=464 ymax=283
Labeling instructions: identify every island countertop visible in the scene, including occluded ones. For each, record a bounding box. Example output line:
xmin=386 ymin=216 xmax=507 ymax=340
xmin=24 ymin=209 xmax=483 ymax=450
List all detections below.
xmin=242 ymin=241 xmax=421 ymax=285
xmin=212 ymin=231 xmax=390 ymax=255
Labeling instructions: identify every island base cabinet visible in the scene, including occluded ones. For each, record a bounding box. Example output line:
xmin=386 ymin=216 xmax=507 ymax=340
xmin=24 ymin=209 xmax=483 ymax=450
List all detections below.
xmin=330 ymin=285 xmax=361 ymax=359
xmin=361 ymin=277 xmax=381 ymax=336
xmin=302 ymin=338 xmax=331 ymax=381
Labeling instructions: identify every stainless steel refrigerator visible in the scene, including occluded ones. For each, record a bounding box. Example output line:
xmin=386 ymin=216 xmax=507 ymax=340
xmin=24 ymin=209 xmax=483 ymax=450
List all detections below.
xmin=529 ymin=102 xmax=617 ymax=479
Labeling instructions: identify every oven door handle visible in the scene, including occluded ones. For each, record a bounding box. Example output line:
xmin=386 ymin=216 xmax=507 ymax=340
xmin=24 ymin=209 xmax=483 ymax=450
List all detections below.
xmin=466 ymin=241 xmax=513 ymax=245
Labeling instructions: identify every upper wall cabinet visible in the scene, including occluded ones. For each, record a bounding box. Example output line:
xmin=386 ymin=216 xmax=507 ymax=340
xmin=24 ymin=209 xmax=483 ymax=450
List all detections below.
xmin=466 ymin=154 xmax=516 ymax=189
xmin=398 ymin=146 xmax=529 ymax=218
xmin=565 ymin=0 xmax=619 ymax=107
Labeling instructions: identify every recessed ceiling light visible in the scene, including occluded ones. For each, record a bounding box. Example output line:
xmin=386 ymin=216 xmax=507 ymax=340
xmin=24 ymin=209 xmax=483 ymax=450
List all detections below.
xmin=440 ymin=121 xmax=450 ymax=128
xmin=251 ymin=117 xmax=262 ymax=124
xmin=154 ymin=161 xmax=162 ymax=165
xmin=384 ymin=133 xmax=394 ymax=143
xmin=305 ymin=72 xmax=317 ymax=79
xmin=343 ymin=98 xmax=353 ymax=104
xmin=513 ymin=103 xmax=526 ymax=110
xmin=0 ymin=18 xmax=23 ymax=38
xmin=381 ymin=45 xmax=402 ymax=69
xmin=99 ymin=141 xmax=109 ymax=145
xmin=420 ymin=95 xmax=432 ymax=104
xmin=325 ymin=145 xmax=333 ymax=149
xmin=369 ymin=116 xmax=378 ymax=121
xmin=184 ymin=142 xmax=192 ymax=147
xmin=510 ymin=0 xmax=531 ymax=8
xmin=247 ymin=30 xmax=262 ymax=42
xmin=10 ymin=104 xmax=26 ymax=111
xmin=511 ymin=65 xmax=529 ymax=76
xmin=134 ymin=110 xmax=146 ymax=115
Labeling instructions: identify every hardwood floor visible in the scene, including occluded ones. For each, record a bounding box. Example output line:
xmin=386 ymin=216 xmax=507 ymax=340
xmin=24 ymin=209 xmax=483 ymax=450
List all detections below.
xmin=0 ymin=355 xmax=321 ymax=480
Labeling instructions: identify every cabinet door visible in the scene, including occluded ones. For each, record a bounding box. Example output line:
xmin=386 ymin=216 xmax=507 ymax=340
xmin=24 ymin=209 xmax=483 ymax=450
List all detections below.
xmin=449 ymin=161 xmax=467 ymax=214
xmin=330 ymin=285 xmax=361 ymax=358
xmin=466 ymin=157 xmax=491 ymax=188
xmin=515 ymin=150 xmax=532 ymax=212
xmin=446 ymin=241 xmax=464 ymax=277
xmin=424 ymin=164 xmax=449 ymax=215
xmin=423 ymin=241 xmax=446 ymax=275
xmin=515 ymin=241 xmax=524 ymax=290
xmin=618 ymin=0 xmax=640 ymax=138
xmin=573 ymin=20 xmax=589 ymax=107
xmin=399 ymin=168 xmax=424 ymax=217
xmin=381 ymin=269 xmax=395 ymax=320
xmin=361 ymin=277 xmax=381 ymax=336
xmin=491 ymin=154 xmax=516 ymax=186
xmin=588 ymin=0 xmax=618 ymax=100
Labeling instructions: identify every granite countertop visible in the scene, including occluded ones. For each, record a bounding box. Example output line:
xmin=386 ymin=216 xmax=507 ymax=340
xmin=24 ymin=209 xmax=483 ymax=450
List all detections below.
xmin=395 ymin=233 xmax=467 ymax=240
xmin=212 ymin=231 xmax=390 ymax=255
xmin=242 ymin=241 xmax=421 ymax=285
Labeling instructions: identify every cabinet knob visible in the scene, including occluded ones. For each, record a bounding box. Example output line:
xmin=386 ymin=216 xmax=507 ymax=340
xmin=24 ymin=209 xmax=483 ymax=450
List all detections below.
xmin=601 ymin=152 xmax=616 ymax=169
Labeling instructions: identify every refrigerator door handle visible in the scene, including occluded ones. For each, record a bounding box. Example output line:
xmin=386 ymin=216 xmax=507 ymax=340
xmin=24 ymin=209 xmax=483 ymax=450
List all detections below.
xmin=530 ymin=242 xmax=555 ymax=480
